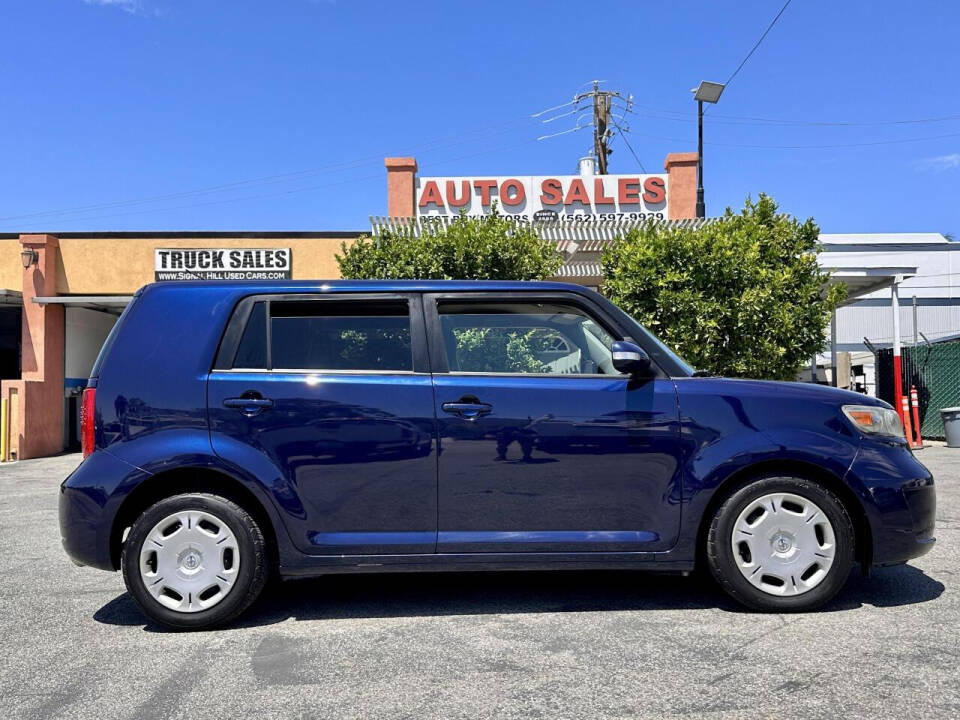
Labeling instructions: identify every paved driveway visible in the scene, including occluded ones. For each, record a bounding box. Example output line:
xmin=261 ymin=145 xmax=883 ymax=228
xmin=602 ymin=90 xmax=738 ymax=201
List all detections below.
xmin=1 ymin=448 xmax=957 ymax=719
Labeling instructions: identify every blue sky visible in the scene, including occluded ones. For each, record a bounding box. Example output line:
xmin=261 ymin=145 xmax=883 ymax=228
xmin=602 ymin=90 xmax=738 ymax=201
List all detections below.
xmin=1 ymin=0 xmax=957 ymax=234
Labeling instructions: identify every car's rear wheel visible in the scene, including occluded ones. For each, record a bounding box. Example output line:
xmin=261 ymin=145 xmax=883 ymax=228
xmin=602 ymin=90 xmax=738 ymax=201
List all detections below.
xmin=706 ymin=475 xmax=855 ymax=611
xmin=121 ymin=493 xmax=268 ymax=630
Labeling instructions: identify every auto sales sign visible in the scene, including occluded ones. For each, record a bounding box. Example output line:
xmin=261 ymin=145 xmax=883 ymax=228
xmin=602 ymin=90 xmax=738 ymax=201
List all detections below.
xmin=415 ymin=174 xmax=669 ymax=222
xmin=154 ymin=248 xmax=292 ymax=281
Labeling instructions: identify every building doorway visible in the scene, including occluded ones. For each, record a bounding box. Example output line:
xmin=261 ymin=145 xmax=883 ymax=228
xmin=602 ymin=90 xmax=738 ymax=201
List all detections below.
xmin=0 ymin=306 xmax=21 ymax=380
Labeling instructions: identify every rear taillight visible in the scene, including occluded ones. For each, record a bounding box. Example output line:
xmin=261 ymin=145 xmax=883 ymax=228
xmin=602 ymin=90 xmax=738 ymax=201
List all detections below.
xmin=80 ymin=387 xmax=96 ymax=457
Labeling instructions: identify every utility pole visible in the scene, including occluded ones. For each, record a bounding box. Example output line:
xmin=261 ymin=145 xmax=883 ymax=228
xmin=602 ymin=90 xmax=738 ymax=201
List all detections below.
xmin=593 ymin=89 xmax=611 ymax=174
xmin=572 ymin=81 xmax=631 ymax=174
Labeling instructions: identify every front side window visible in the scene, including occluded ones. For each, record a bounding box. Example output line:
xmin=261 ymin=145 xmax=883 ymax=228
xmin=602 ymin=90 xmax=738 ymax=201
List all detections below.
xmin=437 ymin=301 xmax=617 ymax=375
xmin=232 ymin=299 xmax=412 ymax=372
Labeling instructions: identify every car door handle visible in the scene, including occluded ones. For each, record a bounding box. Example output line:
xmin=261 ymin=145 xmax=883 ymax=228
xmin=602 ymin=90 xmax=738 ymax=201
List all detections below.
xmin=223 ymin=396 xmax=274 ymax=416
xmin=441 ymin=402 xmax=493 ymax=420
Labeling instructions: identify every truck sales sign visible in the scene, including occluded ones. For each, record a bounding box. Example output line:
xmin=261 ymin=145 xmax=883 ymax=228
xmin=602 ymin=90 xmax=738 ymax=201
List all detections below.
xmin=415 ymin=174 xmax=669 ymax=222
xmin=154 ymin=248 xmax=292 ymax=281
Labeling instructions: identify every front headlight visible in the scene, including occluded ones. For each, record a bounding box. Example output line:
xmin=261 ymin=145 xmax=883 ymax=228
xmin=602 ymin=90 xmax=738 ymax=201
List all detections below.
xmin=842 ymin=404 xmax=905 ymax=439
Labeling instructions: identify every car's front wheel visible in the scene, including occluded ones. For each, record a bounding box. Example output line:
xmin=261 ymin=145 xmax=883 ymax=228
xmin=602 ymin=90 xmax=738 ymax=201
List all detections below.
xmin=706 ymin=475 xmax=855 ymax=611
xmin=121 ymin=493 xmax=269 ymax=630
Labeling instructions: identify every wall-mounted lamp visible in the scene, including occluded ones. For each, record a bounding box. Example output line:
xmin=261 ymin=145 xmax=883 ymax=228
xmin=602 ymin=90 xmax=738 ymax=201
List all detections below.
xmin=20 ymin=248 xmax=39 ymax=269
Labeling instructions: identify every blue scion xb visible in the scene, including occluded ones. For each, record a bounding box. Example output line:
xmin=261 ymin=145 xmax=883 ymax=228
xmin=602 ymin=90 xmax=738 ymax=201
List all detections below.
xmin=60 ymin=280 xmax=936 ymax=629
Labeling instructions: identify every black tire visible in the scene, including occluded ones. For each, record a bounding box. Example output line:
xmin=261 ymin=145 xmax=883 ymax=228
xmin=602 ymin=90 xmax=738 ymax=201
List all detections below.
xmin=121 ymin=493 xmax=269 ymax=630
xmin=706 ymin=475 xmax=855 ymax=612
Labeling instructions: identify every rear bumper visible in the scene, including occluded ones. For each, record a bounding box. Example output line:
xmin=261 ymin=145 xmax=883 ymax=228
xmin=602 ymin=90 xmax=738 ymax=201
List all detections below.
xmin=60 ymin=481 xmax=115 ymax=571
xmin=846 ymin=441 xmax=936 ymax=567
xmin=59 ymin=450 xmax=144 ymax=571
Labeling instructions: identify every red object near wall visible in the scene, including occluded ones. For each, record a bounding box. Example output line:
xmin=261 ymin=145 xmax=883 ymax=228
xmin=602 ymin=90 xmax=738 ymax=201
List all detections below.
xmin=901 ymin=395 xmax=915 ymax=448
xmin=910 ymin=386 xmax=923 ymax=448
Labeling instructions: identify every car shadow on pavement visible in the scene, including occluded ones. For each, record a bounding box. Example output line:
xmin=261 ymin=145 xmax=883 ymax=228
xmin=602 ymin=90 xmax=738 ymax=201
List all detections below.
xmin=93 ymin=563 xmax=944 ymax=631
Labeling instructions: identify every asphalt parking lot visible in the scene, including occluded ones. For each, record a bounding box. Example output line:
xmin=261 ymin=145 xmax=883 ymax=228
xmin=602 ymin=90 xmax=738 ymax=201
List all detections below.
xmin=1 ymin=449 xmax=957 ymax=720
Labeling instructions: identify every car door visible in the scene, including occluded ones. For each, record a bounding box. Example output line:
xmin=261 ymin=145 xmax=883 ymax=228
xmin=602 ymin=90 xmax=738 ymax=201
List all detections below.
xmin=424 ymin=292 xmax=682 ymax=554
xmin=208 ymin=293 xmax=438 ymax=556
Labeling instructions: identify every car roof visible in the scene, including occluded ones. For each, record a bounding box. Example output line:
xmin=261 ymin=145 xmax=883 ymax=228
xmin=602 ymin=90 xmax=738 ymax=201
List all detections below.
xmin=141 ymin=279 xmax=593 ymax=295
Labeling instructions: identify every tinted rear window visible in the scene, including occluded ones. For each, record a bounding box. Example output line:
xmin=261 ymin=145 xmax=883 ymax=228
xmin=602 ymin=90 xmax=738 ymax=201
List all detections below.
xmin=229 ymin=299 xmax=412 ymax=372
xmin=90 ymin=295 xmax=138 ymax=379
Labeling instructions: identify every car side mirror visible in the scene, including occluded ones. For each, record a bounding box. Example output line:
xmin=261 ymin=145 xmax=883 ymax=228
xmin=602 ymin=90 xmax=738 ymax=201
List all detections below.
xmin=611 ymin=340 xmax=651 ymax=375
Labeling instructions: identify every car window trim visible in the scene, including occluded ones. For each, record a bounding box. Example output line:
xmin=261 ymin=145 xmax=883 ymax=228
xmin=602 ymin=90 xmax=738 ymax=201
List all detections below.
xmin=437 ymin=371 xmax=626 ymax=380
xmin=212 ymin=295 xmax=257 ymax=370
xmin=421 ymin=291 xmax=667 ymax=379
xmin=211 ymin=292 xmax=429 ymax=374
xmin=211 ymin=368 xmax=420 ymax=377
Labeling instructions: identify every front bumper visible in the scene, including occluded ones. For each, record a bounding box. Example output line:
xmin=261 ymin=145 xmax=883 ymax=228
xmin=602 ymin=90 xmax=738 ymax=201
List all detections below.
xmin=846 ymin=440 xmax=936 ymax=567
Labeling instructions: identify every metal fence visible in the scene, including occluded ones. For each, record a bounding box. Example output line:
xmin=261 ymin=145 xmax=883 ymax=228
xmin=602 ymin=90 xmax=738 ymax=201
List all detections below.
xmin=878 ymin=338 xmax=960 ymax=440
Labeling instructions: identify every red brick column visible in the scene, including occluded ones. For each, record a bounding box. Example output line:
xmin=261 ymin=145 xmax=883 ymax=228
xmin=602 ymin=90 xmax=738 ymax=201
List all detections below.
xmin=664 ymin=152 xmax=698 ymax=220
xmin=385 ymin=157 xmax=418 ymax=218
xmin=1 ymin=234 xmax=64 ymax=459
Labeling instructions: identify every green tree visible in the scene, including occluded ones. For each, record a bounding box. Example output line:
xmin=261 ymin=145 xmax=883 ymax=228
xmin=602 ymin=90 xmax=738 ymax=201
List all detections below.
xmin=450 ymin=327 xmax=549 ymax=374
xmin=601 ymin=194 xmax=845 ymax=380
xmin=336 ymin=210 xmax=562 ymax=281
xmin=337 ymin=211 xmax=563 ymax=371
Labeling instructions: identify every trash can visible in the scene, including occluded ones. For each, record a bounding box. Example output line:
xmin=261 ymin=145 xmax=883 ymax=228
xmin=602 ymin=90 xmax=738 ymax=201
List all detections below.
xmin=942 ymin=407 xmax=960 ymax=448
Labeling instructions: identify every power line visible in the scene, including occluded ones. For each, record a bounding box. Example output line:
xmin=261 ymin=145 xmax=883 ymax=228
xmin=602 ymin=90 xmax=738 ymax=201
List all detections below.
xmin=0 ymin=156 xmax=385 ymax=223
xmin=610 ymin=120 xmax=648 ymax=173
xmin=708 ymin=112 xmax=960 ymax=127
xmin=702 ymin=0 xmax=793 ymax=118
xmin=537 ymin=82 xmax=635 ymax=173
xmin=574 ymin=81 xmax=625 ymax=174
xmin=626 ymin=129 xmax=960 ymax=150
xmin=536 ymin=122 xmax=591 ymax=142
xmin=5 ymin=93 xmax=632 ymax=228
xmin=710 ymin=130 xmax=960 ymax=149
xmin=0 ymin=116 xmax=535 ymax=224
xmin=530 ymin=99 xmax=577 ymax=118
xmin=6 ymin=137 xmax=542 ymax=228
xmin=722 ymin=0 xmax=793 ymax=89
xmin=13 ymin=172 xmax=386 ymax=227
xmin=633 ymin=105 xmax=960 ymax=128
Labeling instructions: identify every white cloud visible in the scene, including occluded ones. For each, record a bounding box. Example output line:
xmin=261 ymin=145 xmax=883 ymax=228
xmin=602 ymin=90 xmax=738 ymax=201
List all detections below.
xmin=916 ymin=153 xmax=960 ymax=171
xmin=82 ymin=0 xmax=143 ymax=14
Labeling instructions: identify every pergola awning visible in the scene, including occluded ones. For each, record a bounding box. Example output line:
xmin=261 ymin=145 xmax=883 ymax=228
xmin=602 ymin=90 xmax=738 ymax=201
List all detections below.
xmin=32 ymin=295 xmax=134 ymax=316
xmin=824 ymin=266 xmax=917 ymax=306
xmin=0 ymin=289 xmax=23 ymax=307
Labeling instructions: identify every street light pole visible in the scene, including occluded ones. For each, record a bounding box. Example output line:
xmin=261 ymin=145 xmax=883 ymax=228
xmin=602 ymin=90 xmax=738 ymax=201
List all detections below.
xmin=691 ymin=81 xmax=725 ymax=220
xmin=696 ymin=99 xmax=705 ymax=218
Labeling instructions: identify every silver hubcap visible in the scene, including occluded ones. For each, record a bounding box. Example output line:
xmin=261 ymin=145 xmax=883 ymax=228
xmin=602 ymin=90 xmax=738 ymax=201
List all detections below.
xmin=731 ymin=492 xmax=836 ymax=597
xmin=139 ymin=510 xmax=240 ymax=613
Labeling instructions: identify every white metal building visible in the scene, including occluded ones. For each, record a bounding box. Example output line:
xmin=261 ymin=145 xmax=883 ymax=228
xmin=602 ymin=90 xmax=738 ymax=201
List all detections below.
xmin=819 ymin=233 xmax=959 ymax=395
xmin=823 ymin=233 xmax=959 ymax=352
